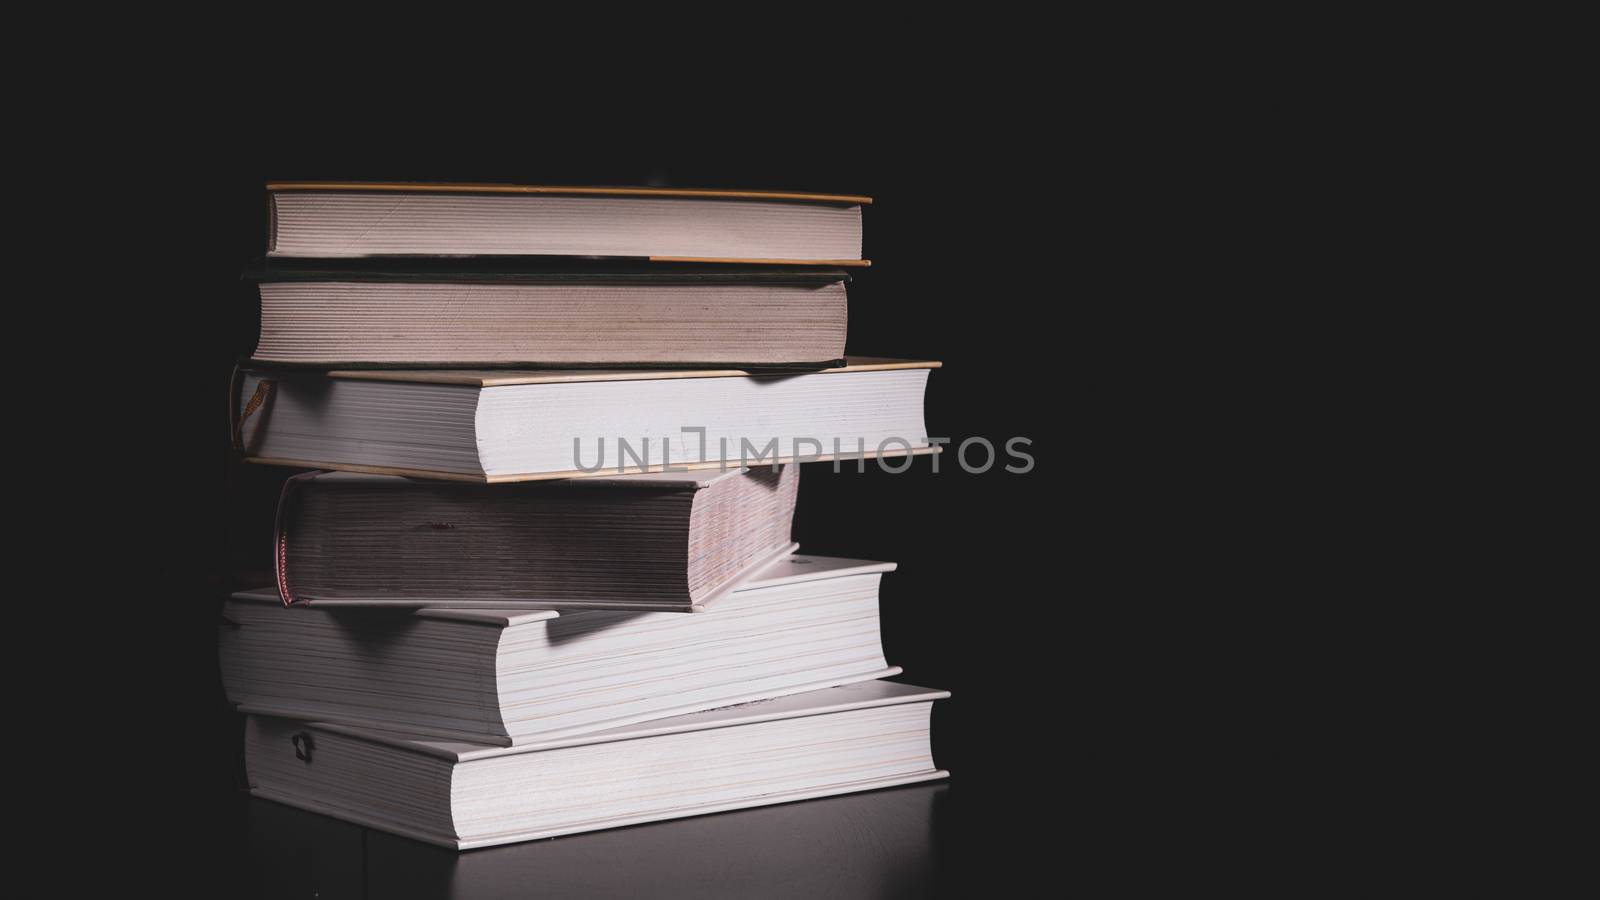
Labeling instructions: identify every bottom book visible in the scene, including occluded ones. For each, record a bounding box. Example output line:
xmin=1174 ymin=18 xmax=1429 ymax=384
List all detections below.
xmin=244 ymin=783 xmax=947 ymax=897
xmin=246 ymin=679 xmax=948 ymax=850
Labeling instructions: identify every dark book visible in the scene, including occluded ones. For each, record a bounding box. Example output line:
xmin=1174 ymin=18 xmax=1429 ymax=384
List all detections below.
xmin=247 ymin=266 xmax=848 ymax=367
xmin=273 ymin=466 xmax=799 ymax=612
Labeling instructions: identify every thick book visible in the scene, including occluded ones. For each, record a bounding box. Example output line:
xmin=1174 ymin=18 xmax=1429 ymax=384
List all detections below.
xmin=247 ymin=780 xmax=946 ymax=898
xmin=235 ymin=358 xmax=938 ymax=482
xmin=245 ymin=679 xmax=947 ymax=849
xmin=248 ymin=267 xmax=850 ymax=368
xmin=266 ymin=182 xmax=870 ymax=265
xmin=221 ymin=554 xmax=899 ymax=744
xmin=273 ymin=466 xmax=797 ymax=611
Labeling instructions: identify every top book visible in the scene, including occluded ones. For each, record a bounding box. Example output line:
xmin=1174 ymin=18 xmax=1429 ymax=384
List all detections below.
xmin=266 ymin=183 xmax=871 ymax=265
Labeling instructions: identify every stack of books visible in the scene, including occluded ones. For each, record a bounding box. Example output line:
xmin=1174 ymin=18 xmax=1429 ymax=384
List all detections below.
xmin=221 ymin=182 xmax=949 ymax=850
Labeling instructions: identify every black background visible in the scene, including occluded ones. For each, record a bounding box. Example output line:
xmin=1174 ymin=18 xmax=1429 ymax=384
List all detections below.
xmin=32 ymin=37 xmax=1425 ymax=896
xmin=90 ymin=107 xmax=1131 ymax=896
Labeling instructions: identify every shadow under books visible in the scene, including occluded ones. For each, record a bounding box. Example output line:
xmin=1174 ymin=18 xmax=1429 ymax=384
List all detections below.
xmin=321 ymin=606 xmax=654 ymax=647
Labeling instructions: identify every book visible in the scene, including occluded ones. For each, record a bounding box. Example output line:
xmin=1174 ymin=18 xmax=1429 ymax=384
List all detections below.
xmin=245 ymin=679 xmax=947 ymax=849
xmin=248 ymin=266 xmax=850 ymax=368
xmin=235 ymin=358 xmax=939 ymax=482
xmin=221 ymin=554 xmax=898 ymax=744
xmin=247 ymin=780 xmax=946 ymax=898
xmin=273 ymin=465 xmax=798 ymax=611
xmin=266 ymin=183 xmax=870 ymax=265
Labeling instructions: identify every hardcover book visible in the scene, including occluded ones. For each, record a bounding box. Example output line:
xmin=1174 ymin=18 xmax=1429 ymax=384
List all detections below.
xmin=235 ymin=358 xmax=938 ymax=482
xmin=273 ymin=466 xmax=798 ymax=611
xmin=266 ymin=182 xmax=870 ymax=265
xmin=248 ymin=266 xmax=850 ymax=368
xmin=245 ymin=680 xmax=947 ymax=849
xmin=247 ymin=779 xmax=946 ymax=898
xmin=221 ymin=554 xmax=899 ymax=744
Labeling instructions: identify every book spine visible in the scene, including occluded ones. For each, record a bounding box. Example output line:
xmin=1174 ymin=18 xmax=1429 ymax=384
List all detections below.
xmin=274 ymin=472 xmax=318 ymax=606
xmin=266 ymin=193 xmax=279 ymax=253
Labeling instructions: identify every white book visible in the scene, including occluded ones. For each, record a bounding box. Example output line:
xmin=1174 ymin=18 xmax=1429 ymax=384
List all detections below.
xmin=248 ymin=776 xmax=946 ymax=897
xmin=221 ymin=554 xmax=900 ymax=745
xmin=235 ymin=358 xmax=939 ymax=482
xmin=246 ymin=679 xmax=947 ymax=850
